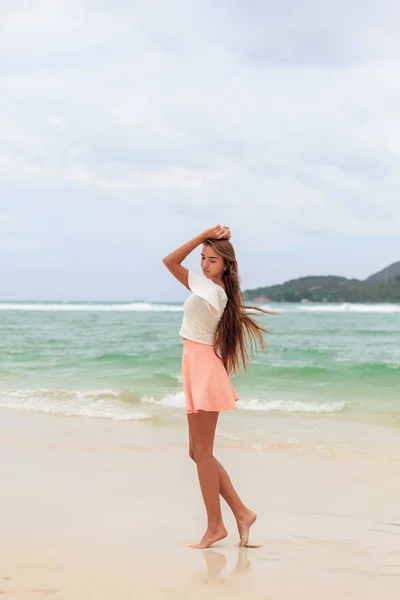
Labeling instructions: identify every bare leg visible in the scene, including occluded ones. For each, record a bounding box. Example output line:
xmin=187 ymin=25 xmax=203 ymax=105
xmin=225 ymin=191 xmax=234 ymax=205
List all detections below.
xmin=188 ymin=419 xmax=257 ymax=547
xmin=214 ymin=458 xmax=257 ymax=546
xmin=187 ymin=411 xmax=227 ymax=549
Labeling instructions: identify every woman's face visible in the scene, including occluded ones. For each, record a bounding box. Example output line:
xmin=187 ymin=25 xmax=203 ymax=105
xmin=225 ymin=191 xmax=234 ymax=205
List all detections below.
xmin=201 ymin=245 xmax=225 ymax=280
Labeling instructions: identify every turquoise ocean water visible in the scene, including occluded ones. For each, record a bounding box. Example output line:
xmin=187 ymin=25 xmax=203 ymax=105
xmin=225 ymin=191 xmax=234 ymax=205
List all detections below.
xmin=1 ymin=301 xmax=399 ymax=440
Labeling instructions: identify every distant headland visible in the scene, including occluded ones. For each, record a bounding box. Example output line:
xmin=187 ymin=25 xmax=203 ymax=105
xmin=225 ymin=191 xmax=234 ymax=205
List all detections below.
xmin=243 ymin=261 xmax=400 ymax=303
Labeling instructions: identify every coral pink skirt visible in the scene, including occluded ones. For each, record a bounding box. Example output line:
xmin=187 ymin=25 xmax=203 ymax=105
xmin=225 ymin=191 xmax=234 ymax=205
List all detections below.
xmin=182 ymin=339 xmax=239 ymax=414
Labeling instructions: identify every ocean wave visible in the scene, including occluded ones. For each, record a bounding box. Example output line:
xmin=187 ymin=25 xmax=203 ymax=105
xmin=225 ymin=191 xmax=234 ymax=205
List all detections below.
xmin=299 ymin=303 xmax=400 ymax=314
xmin=239 ymin=399 xmax=346 ymax=413
xmin=349 ymin=361 xmax=400 ymax=373
xmin=0 ymin=302 xmax=183 ymax=312
xmin=0 ymin=388 xmax=153 ymax=421
xmin=265 ymin=361 xmax=400 ymax=379
xmin=140 ymin=392 xmax=186 ymax=408
xmin=140 ymin=392 xmax=346 ymax=415
xmin=267 ymin=364 xmax=330 ymax=376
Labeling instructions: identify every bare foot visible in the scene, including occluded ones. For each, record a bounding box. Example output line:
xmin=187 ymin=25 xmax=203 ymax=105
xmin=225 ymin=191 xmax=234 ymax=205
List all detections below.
xmin=237 ymin=510 xmax=257 ymax=547
xmin=191 ymin=525 xmax=228 ymax=549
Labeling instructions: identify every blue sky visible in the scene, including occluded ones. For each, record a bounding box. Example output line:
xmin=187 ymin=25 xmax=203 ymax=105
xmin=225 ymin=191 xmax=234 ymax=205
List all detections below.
xmin=1 ymin=0 xmax=399 ymax=301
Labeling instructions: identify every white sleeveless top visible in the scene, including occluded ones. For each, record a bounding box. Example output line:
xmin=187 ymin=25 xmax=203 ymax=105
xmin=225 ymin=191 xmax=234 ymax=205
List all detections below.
xmin=179 ymin=271 xmax=228 ymax=345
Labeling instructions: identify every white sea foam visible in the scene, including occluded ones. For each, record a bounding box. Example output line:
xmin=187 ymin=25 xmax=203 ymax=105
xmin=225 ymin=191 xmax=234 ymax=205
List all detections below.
xmin=171 ymin=373 xmax=183 ymax=383
xmin=217 ymin=430 xmax=243 ymax=442
xmin=140 ymin=392 xmax=186 ymax=408
xmin=140 ymin=392 xmax=346 ymax=415
xmin=0 ymin=302 xmax=183 ymax=312
xmin=250 ymin=304 xmax=277 ymax=313
xmin=2 ymin=301 xmax=398 ymax=314
xmin=0 ymin=388 xmax=152 ymax=421
xmin=299 ymin=303 xmax=400 ymax=314
xmin=239 ymin=399 xmax=346 ymax=413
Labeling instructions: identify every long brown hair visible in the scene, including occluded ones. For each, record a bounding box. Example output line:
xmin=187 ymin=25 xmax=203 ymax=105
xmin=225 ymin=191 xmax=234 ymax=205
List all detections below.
xmin=204 ymin=239 xmax=277 ymax=376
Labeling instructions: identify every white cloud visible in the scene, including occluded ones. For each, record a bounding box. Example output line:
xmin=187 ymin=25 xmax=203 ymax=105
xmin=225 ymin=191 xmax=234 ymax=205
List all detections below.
xmin=0 ymin=0 xmax=399 ymax=299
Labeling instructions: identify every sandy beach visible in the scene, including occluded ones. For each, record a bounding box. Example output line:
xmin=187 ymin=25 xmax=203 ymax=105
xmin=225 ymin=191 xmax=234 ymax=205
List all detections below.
xmin=0 ymin=408 xmax=399 ymax=599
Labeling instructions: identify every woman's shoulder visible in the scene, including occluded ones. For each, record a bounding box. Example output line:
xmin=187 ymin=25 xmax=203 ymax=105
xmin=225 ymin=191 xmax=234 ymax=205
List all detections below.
xmin=188 ymin=271 xmax=227 ymax=314
xmin=190 ymin=271 xmax=226 ymax=295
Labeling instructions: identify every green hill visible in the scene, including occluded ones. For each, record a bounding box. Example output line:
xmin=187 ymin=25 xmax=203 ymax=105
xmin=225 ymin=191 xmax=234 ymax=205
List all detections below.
xmin=243 ymin=262 xmax=400 ymax=303
xmin=365 ymin=261 xmax=400 ymax=283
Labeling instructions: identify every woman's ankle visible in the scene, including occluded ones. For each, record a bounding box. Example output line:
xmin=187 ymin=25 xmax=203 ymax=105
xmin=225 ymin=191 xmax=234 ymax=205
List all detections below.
xmin=207 ymin=518 xmax=225 ymax=532
xmin=235 ymin=507 xmax=252 ymax=522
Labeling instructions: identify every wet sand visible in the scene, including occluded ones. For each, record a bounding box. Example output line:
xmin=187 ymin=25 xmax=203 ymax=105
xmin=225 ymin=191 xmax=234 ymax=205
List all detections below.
xmin=1 ymin=409 xmax=399 ymax=599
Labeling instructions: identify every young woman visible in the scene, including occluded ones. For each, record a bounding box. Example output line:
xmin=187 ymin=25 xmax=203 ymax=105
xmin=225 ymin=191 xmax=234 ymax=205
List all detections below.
xmin=163 ymin=224 xmax=273 ymax=549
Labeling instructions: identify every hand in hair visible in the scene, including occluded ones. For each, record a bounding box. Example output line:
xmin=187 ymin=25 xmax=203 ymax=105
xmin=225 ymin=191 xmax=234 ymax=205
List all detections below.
xmin=202 ymin=225 xmax=231 ymax=241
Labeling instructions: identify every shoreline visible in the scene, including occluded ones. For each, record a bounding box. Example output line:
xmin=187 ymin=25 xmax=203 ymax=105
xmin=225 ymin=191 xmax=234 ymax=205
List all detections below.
xmin=1 ymin=408 xmax=399 ymax=599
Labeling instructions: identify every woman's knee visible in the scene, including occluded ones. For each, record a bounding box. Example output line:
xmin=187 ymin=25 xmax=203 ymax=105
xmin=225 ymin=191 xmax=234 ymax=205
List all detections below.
xmin=192 ymin=443 xmax=213 ymax=463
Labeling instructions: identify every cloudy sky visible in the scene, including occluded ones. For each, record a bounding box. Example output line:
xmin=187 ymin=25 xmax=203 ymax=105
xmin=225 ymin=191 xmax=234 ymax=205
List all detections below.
xmin=1 ymin=0 xmax=399 ymax=301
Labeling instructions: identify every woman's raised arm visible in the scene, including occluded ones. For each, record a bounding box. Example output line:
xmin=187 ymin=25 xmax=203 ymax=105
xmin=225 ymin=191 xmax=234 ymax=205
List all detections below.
xmin=162 ymin=225 xmax=230 ymax=289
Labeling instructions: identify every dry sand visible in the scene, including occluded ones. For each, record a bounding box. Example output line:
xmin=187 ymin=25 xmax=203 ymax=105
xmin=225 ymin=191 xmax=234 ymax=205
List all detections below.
xmin=1 ymin=409 xmax=399 ymax=599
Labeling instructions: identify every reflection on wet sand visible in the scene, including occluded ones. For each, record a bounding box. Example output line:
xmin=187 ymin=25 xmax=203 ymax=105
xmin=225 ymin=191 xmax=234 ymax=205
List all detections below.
xmin=202 ymin=547 xmax=252 ymax=584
